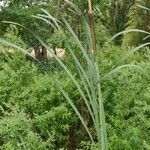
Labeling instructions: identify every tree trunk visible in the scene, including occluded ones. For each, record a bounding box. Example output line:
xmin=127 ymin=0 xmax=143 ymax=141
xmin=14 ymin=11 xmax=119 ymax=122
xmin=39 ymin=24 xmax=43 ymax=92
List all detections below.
xmin=109 ymin=0 xmax=135 ymax=45
xmin=67 ymin=127 xmax=77 ymax=150
xmin=42 ymin=45 xmax=47 ymax=61
xmin=34 ymin=44 xmax=42 ymax=61
xmin=88 ymin=0 xmax=97 ymax=53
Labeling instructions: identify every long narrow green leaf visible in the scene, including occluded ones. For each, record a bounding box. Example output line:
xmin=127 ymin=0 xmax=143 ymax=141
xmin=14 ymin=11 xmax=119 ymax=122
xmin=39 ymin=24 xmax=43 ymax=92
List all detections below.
xmin=67 ymin=44 xmax=97 ymax=125
xmin=61 ymin=16 xmax=91 ymax=64
xmin=64 ymin=0 xmax=82 ymax=15
xmin=100 ymin=64 xmax=143 ymax=81
xmin=143 ymin=35 xmax=150 ymax=40
xmin=137 ymin=4 xmax=150 ymax=10
xmin=32 ymin=15 xmax=57 ymax=29
xmin=67 ymin=44 xmax=90 ymax=86
xmin=56 ymin=82 xmax=94 ymax=143
xmin=41 ymin=8 xmax=61 ymax=29
xmin=107 ymin=29 xmax=150 ymax=44
xmin=83 ymin=18 xmax=103 ymax=146
xmin=96 ymin=63 xmax=108 ymax=150
xmin=116 ymin=43 xmax=150 ymax=65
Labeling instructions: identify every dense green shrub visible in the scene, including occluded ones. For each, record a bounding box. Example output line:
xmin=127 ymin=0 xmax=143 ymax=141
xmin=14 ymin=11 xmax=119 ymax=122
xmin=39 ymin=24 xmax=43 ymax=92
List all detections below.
xmin=0 ymin=105 xmax=54 ymax=150
xmin=2 ymin=25 xmax=27 ymax=49
xmin=0 ymin=50 xmax=82 ymax=149
xmin=97 ymin=45 xmax=150 ymax=149
xmin=104 ymin=65 xmax=150 ymax=149
xmin=0 ymin=45 xmax=150 ymax=149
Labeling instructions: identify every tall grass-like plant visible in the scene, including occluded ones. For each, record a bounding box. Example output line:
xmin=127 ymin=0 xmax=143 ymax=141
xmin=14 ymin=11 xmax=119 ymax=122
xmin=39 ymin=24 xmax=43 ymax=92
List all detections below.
xmin=33 ymin=9 xmax=108 ymax=148
xmin=34 ymin=7 xmax=108 ymax=149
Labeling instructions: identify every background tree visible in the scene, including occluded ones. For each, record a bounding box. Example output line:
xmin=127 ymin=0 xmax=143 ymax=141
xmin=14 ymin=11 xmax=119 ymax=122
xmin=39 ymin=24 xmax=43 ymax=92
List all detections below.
xmin=94 ymin=0 xmax=135 ymax=45
xmin=122 ymin=0 xmax=150 ymax=46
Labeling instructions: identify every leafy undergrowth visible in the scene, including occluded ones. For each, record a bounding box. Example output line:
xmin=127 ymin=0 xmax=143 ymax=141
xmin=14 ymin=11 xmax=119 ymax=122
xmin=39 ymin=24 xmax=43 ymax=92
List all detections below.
xmin=0 ymin=46 xmax=150 ymax=149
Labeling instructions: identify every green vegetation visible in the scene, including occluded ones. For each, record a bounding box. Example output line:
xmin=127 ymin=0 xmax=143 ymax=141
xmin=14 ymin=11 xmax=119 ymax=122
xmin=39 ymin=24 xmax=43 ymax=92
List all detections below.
xmin=0 ymin=0 xmax=150 ymax=149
